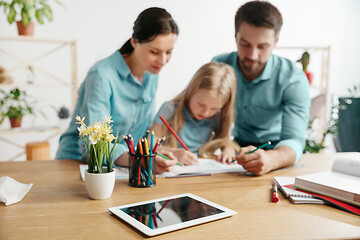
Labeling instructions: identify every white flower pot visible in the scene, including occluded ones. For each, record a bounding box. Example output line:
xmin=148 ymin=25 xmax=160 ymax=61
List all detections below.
xmin=85 ymin=169 xmax=115 ymax=200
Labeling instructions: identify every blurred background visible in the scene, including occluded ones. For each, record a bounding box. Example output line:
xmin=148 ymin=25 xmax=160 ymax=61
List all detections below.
xmin=0 ymin=0 xmax=359 ymax=160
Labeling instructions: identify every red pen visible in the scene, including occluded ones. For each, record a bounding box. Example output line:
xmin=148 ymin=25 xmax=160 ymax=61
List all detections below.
xmin=272 ymin=180 xmax=279 ymax=203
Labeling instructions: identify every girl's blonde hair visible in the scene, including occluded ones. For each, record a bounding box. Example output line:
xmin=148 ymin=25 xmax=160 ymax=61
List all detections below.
xmin=164 ymin=62 xmax=240 ymax=157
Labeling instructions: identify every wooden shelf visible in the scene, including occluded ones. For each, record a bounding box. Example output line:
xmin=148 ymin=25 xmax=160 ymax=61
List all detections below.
xmin=0 ymin=36 xmax=78 ymax=161
xmin=0 ymin=36 xmax=78 ymax=107
xmin=275 ymin=46 xmax=331 ymax=140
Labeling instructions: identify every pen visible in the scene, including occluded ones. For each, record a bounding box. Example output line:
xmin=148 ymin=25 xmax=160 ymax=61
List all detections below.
xmin=156 ymin=153 xmax=183 ymax=166
xmin=159 ymin=115 xmax=190 ymax=151
xmin=231 ymin=141 xmax=272 ymax=163
xmin=246 ymin=141 xmax=272 ymax=154
xmin=272 ymin=180 xmax=279 ymax=203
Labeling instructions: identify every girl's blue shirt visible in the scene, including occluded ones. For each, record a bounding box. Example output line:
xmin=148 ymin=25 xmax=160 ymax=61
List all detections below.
xmin=154 ymin=101 xmax=220 ymax=154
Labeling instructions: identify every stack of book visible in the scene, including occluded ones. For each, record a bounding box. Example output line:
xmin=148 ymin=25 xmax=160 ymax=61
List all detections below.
xmin=275 ymin=154 xmax=360 ymax=216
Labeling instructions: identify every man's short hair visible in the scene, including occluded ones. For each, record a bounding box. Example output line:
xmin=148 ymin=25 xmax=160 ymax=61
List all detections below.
xmin=235 ymin=1 xmax=283 ymax=36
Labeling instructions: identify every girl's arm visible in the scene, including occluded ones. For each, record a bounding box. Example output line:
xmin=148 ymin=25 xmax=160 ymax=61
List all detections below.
xmin=217 ymin=146 xmax=236 ymax=164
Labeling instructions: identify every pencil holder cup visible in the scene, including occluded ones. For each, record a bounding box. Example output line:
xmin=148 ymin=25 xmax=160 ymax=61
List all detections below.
xmin=128 ymin=153 xmax=156 ymax=188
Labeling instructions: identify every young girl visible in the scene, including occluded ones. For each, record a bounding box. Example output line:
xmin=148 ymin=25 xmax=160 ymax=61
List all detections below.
xmin=150 ymin=62 xmax=239 ymax=165
xmin=56 ymin=7 xmax=179 ymax=173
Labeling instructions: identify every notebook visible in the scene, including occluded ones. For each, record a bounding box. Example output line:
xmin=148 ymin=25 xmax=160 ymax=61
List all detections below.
xmin=294 ymin=155 xmax=360 ymax=207
xmin=80 ymin=158 xmax=246 ymax=181
xmin=274 ymin=176 xmax=324 ymax=204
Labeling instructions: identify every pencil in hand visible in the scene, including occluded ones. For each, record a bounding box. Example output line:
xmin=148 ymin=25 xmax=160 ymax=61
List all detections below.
xmin=156 ymin=153 xmax=183 ymax=166
xmin=231 ymin=141 xmax=272 ymax=163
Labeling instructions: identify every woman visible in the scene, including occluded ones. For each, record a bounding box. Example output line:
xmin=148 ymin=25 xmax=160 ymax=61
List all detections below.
xmin=56 ymin=7 xmax=179 ymax=173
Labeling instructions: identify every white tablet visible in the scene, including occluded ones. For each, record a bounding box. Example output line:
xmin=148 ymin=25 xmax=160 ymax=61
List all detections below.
xmin=108 ymin=193 xmax=237 ymax=236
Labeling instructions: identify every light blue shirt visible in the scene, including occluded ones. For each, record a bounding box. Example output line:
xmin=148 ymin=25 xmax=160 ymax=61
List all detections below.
xmin=213 ymin=52 xmax=310 ymax=161
xmin=154 ymin=101 xmax=220 ymax=154
xmin=56 ymin=50 xmax=158 ymax=161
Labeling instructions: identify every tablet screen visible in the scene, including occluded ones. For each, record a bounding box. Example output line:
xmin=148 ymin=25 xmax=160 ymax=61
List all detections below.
xmin=109 ymin=193 xmax=236 ymax=236
xmin=120 ymin=196 xmax=224 ymax=229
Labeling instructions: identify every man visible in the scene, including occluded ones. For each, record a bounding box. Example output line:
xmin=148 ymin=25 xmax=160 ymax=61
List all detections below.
xmin=213 ymin=1 xmax=310 ymax=175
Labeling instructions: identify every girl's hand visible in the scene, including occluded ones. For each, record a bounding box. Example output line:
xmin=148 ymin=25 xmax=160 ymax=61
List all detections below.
xmin=172 ymin=149 xmax=198 ymax=165
xmin=217 ymin=147 xmax=236 ymax=164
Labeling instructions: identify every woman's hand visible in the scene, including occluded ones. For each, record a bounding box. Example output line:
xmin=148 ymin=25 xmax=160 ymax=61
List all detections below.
xmin=155 ymin=149 xmax=178 ymax=173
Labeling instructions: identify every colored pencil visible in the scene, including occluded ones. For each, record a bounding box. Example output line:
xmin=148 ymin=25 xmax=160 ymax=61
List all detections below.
xmin=245 ymin=141 xmax=272 ymax=154
xmin=159 ymin=115 xmax=190 ymax=151
xmin=156 ymin=153 xmax=183 ymax=166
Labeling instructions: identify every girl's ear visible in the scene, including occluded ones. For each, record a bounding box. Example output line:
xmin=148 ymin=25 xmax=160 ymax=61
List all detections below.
xmin=130 ymin=38 xmax=137 ymax=48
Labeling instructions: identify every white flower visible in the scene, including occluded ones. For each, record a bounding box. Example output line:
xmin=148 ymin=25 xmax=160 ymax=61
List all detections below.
xmin=104 ymin=114 xmax=113 ymax=124
xmin=106 ymin=134 xmax=116 ymax=142
xmin=77 ymin=125 xmax=87 ymax=137
xmin=75 ymin=115 xmax=85 ymax=126
xmin=90 ymin=133 xmax=100 ymax=145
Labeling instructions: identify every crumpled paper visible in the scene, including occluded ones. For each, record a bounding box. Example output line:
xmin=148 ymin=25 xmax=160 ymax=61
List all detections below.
xmin=0 ymin=176 xmax=33 ymax=206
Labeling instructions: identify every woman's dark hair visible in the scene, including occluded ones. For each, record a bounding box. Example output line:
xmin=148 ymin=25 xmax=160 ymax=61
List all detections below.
xmin=120 ymin=7 xmax=179 ymax=57
xmin=235 ymin=1 xmax=283 ymax=37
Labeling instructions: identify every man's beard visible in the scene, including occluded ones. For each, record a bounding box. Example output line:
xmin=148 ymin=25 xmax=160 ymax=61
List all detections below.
xmin=239 ymin=57 xmax=264 ymax=72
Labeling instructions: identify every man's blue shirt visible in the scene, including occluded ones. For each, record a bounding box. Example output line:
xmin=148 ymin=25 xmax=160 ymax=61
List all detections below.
xmin=213 ymin=52 xmax=310 ymax=161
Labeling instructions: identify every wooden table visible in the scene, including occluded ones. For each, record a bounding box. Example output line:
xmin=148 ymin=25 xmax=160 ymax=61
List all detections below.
xmin=1 ymin=153 xmax=359 ymax=239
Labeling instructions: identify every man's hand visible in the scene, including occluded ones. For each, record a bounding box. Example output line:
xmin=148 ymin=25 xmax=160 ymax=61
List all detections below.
xmin=235 ymin=145 xmax=296 ymax=175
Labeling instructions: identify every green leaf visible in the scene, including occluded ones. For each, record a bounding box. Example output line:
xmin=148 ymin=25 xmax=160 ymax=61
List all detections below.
xmin=7 ymin=7 xmax=16 ymax=24
xmin=21 ymin=9 xmax=31 ymax=25
xmin=42 ymin=4 xmax=52 ymax=21
xmin=35 ymin=9 xmax=44 ymax=24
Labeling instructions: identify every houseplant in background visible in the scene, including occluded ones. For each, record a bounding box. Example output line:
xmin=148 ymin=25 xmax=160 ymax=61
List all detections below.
xmin=0 ymin=88 xmax=34 ymax=128
xmin=297 ymin=51 xmax=313 ymax=85
xmin=76 ymin=115 xmax=120 ymax=199
xmin=0 ymin=0 xmax=63 ymax=36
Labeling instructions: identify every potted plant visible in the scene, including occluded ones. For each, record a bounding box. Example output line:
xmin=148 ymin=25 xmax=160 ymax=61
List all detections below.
xmin=76 ymin=115 xmax=120 ymax=199
xmin=0 ymin=88 xmax=34 ymax=128
xmin=0 ymin=0 xmax=63 ymax=36
xmin=297 ymin=51 xmax=313 ymax=85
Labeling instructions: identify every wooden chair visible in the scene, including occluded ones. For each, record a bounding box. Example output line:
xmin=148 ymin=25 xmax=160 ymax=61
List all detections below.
xmin=26 ymin=141 xmax=50 ymax=160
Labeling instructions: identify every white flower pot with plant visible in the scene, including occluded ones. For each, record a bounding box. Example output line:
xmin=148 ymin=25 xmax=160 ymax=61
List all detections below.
xmin=76 ymin=115 xmax=120 ymax=200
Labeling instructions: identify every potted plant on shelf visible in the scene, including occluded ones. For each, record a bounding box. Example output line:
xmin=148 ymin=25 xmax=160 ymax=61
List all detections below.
xmin=0 ymin=0 xmax=63 ymax=36
xmin=76 ymin=115 xmax=120 ymax=200
xmin=297 ymin=51 xmax=313 ymax=85
xmin=0 ymin=88 xmax=34 ymax=128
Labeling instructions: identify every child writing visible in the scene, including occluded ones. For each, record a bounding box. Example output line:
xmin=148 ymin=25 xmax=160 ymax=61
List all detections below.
xmin=150 ymin=62 xmax=240 ymax=165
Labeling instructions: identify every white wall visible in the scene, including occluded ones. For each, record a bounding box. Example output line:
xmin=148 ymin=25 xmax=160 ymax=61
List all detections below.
xmin=1 ymin=0 xmax=359 ymax=160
